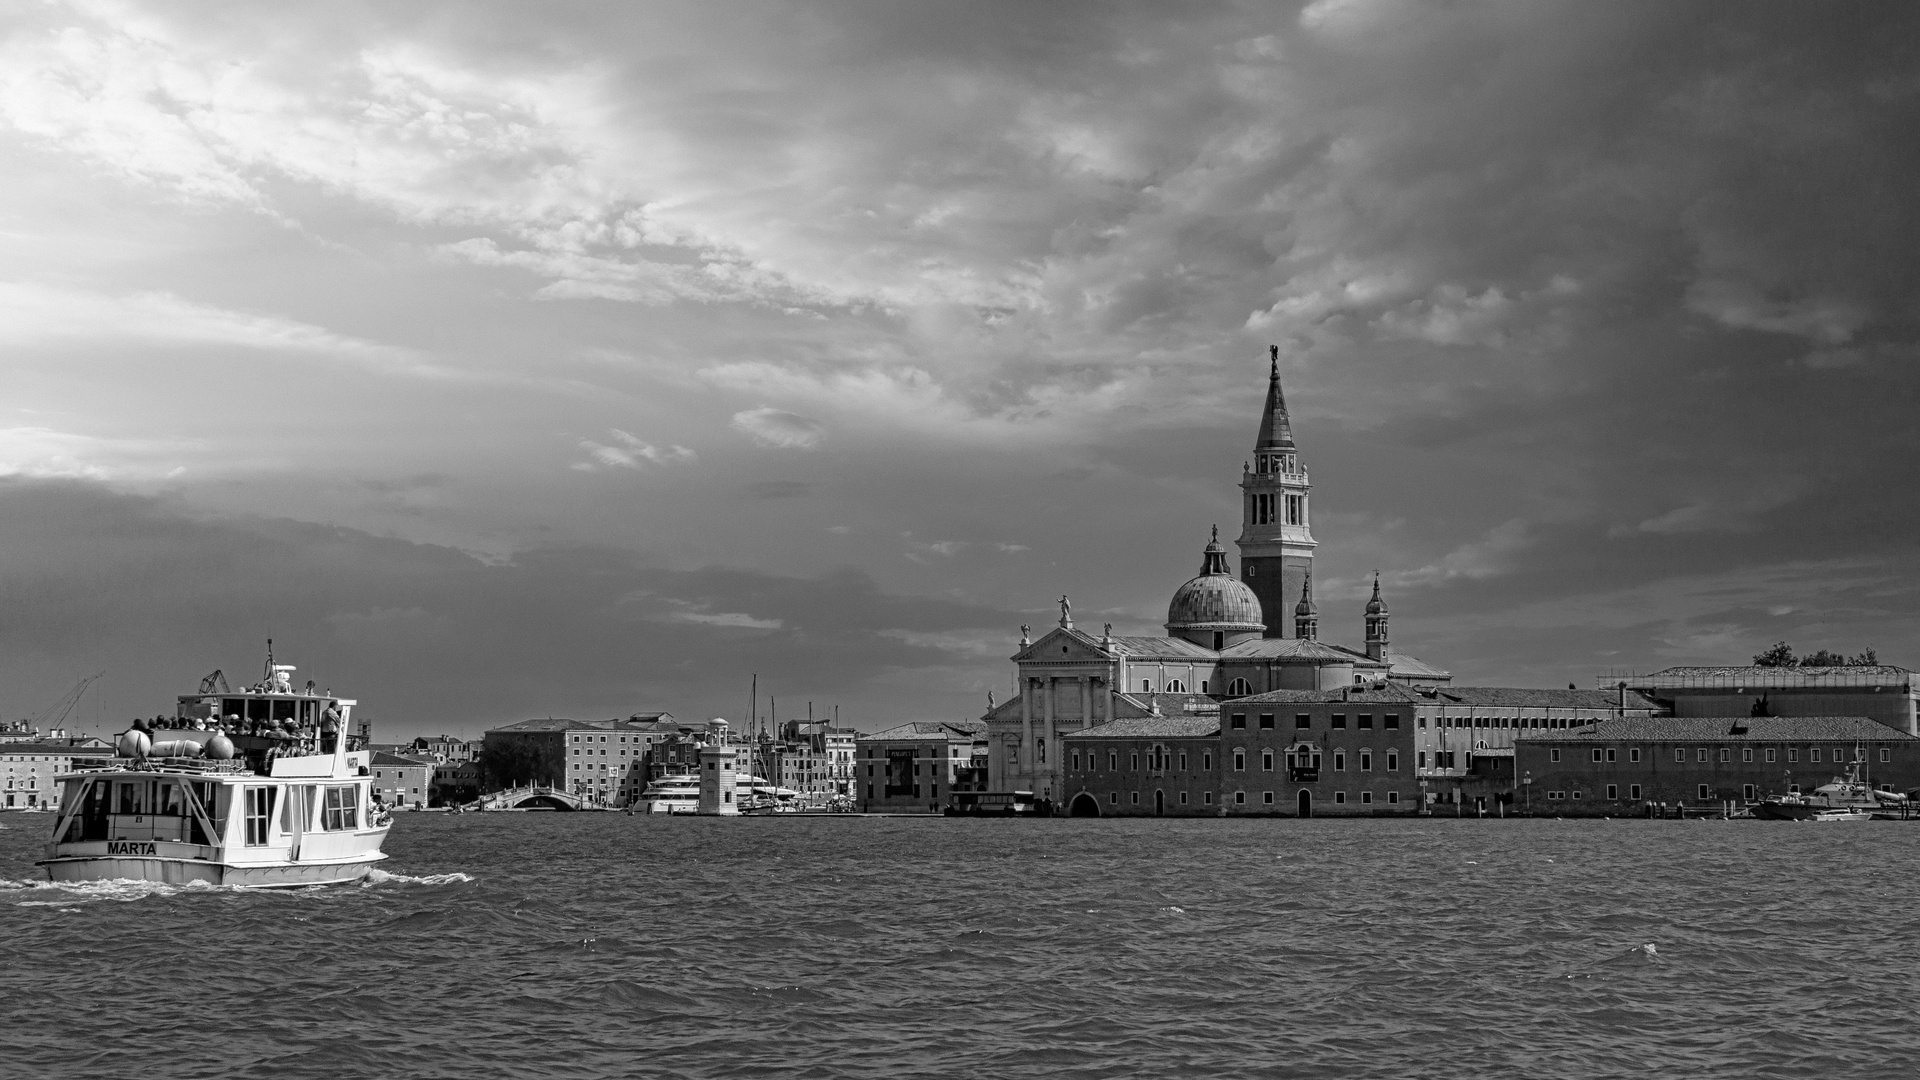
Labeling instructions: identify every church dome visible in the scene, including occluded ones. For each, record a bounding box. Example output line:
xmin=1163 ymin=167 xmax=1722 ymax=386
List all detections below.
xmin=1166 ymin=529 xmax=1265 ymax=634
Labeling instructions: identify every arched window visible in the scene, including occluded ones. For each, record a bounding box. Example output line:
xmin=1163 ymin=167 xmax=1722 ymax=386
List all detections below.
xmin=1166 ymin=679 xmax=1186 ymax=693
xmin=1226 ymin=678 xmax=1252 ymax=697
xmin=1141 ymin=680 xmax=1153 ymax=693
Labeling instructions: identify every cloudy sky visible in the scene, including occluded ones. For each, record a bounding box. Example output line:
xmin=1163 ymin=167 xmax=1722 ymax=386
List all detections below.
xmin=2 ymin=0 xmax=1916 ymax=739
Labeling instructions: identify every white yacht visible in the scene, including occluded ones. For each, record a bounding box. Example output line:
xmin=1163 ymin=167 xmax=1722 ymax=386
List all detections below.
xmin=37 ymin=657 xmax=391 ymax=887
xmin=634 ymin=769 xmax=800 ymax=814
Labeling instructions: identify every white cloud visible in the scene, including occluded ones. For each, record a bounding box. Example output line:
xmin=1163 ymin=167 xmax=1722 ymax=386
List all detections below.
xmin=1684 ymin=278 xmax=1867 ymax=347
xmin=574 ymin=429 xmax=696 ymax=471
xmin=1393 ymin=519 xmax=1532 ymax=586
xmin=0 ymin=425 xmax=195 ymax=481
xmin=729 ymin=407 xmax=824 ymax=450
xmin=665 ymin=610 xmax=782 ymax=630
xmin=0 ymin=282 xmax=425 ymax=367
xmin=996 ymin=543 xmax=1030 ymax=553
xmin=879 ymin=628 xmax=1013 ymax=659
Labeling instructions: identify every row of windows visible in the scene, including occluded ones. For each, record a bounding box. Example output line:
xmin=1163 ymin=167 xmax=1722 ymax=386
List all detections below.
xmin=1231 ymin=713 xmax=1402 ymax=731
xmin=571 ymin=733 xmax=656 ymax=744
xmin=1541 ymin=782 xmax=1881 ymax=803
xmin=1549 ymin=745 xmax=1889 ymax=764
xmin=1069 ymin=749 xmax=1401 ymax=773
xmin=1104 ymin=789 xmax=1402 ymax=807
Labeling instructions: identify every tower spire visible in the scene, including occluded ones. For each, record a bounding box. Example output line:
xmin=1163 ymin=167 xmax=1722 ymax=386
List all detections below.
xmin=1199 ymin=526 xmax=1231 ymax=576
xmin=1364 ymin=572 xmax=1390 ymax=660
xmin=1255 ymin=344 xmax=1295 ymax=451
xmin=1293 ymin=570 xmax=1318 ymax=640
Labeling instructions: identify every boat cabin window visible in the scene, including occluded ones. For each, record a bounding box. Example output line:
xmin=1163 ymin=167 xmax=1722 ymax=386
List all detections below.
xmin=244 ymin=787 xmax=277 ymax=846
xmin=117 ymin=781 xmax=149 ymax=816
xmin=322 ymin=785 xmax=359 ymax=831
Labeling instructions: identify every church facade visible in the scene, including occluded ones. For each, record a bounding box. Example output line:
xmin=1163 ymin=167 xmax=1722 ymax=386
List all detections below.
xmin=982 ymin=346 xmax=1450 ymax=805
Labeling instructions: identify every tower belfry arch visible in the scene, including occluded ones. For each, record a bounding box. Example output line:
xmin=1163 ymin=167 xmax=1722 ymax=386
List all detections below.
xmin=1236 ymin=345 xmax=1317 ymax=637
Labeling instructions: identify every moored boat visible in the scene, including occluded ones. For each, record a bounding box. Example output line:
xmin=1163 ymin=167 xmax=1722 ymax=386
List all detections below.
xmin=1753 ymin=762 xmax=1905 ymax=822
xmin=36 ymin=654 xmax=391 ymax=887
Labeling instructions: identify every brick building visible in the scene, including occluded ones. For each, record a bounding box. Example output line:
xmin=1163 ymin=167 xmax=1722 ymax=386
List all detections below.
xmin=1514 ymin=716 xmax=1920 ymax=815
xmin=1060 ymin=685 xmax=1653 ymax=817
xmin=481 ymin=713 xmax=679 ymax=807
xmin=857 ymin=721 xmax=987 ymax=813
xmin=2 ymin=739 xmax=113 ymax=810
xmin=371 ymin=751 xmax=435 ymax=808
xmin=1624 ymin=666 xmax=1918 ymax=735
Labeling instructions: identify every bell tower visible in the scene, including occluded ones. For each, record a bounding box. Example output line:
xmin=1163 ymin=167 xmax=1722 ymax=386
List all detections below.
xmin=1236 ymin=345 xmax=1316 ymax=638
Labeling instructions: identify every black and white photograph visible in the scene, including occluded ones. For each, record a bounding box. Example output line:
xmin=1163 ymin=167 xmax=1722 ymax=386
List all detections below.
xmin=3 ymin=1 xmax=1918 ymax=1076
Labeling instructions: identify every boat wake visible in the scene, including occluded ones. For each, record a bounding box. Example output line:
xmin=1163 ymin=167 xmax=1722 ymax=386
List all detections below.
xmin=0 ymin=876 xmax=228 ymax=905
xmin=363 ymin=868 xmax=475 ymax=887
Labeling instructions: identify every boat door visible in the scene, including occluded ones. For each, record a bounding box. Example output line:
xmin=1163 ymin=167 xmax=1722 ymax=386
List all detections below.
xmin=1297 ymin=790 xmax=1312 ymax=818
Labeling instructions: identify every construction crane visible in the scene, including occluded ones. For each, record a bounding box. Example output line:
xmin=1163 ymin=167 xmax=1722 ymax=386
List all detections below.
xmin=199 ymin=669 xmax=231 ymax=695
xmin=30 ymin=672 xmax=106 ymax=731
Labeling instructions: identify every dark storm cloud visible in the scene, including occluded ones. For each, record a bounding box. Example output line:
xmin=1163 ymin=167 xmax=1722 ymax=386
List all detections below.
xmin=0 ymin=481 xmax=1018 ymax=736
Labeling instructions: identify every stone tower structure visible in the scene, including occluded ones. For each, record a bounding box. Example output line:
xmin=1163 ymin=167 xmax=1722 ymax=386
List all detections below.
xmin=1236 ymin=345 xmax=1316 ymax=638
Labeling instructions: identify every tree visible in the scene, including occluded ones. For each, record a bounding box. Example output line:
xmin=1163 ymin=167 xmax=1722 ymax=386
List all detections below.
xmin=1752 ymin=641 xmax=1797 ymax=667
xmin=1801 ymin=649 xmax=1846 ymax=668
xmin=1850 ymin=647 xmax=1879 ymax=667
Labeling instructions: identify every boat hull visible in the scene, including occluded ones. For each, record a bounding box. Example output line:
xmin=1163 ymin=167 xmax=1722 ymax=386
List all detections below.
xmin=39 ymin=852 xmax=386 ymax=888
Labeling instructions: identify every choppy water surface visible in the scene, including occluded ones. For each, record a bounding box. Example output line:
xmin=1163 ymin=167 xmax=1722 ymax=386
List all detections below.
xmin=5 ymin=814 xmax=1919 ymax=1079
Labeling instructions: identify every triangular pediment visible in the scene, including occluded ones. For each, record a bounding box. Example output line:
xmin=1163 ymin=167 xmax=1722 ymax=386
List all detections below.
xmin=1013 ymin=626 xmax=1113 ymax=664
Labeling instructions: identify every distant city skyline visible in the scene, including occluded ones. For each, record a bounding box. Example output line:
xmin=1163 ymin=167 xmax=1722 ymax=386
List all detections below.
xmin=0 ymin=2 xmax=1915 ymax=739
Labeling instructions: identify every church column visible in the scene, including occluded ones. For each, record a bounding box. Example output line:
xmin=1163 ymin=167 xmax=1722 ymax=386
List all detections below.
xmin=1019 ymin=676 xmax=1033 ymax=782
xmin=1078 ymin=675 xmax=1090 ymax=732
xmin=1042 ymin=676 xmax=1055 ymax=783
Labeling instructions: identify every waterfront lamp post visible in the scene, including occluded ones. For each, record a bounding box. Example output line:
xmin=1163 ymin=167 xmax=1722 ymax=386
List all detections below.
xmin=1522 ymin=771 xmax=1532 ymax=816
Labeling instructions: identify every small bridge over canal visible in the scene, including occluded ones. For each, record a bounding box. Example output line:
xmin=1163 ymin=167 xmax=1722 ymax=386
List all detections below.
xmin=475 ymin=785 xmax=591 ymax=811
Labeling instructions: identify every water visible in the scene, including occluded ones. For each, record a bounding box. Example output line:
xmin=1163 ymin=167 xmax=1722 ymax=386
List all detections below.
xmin=3 ymin=814 xmax=1917 ymax=1079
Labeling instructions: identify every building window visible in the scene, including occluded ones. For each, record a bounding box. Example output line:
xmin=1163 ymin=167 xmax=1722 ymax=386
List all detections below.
xmin=1606 ymin=784 xmax=1618 ymax=800
xmin=1167 ymin=679 xmax=1187 ymax=693
xmin=1131 ymin=792 xmax=1139 ymax=804
xmin=1179 ymin=752 xmax=1188 ymax=771
xmin=1607 ymin=748 xmax=1617 ymax=762
xmin=1386 ymin=751 xmax=1398 ymax=771
xmin=1331 ymin=714 xmax=1347 ymax=729
xmin=1233 ymin=790 xmax=1245 ymax=805
xmin=1204 ymin=753 xmax=1212 ymax=770
xmin=1227 ymin=678 xmax=1252 ymax=696
xmin=1361 ymin=791 xmax=1372 ymax=804
xmin=1572 ymin=791 xmax=1582 ymax=800
xmin=1550 ymin=748 xmax=1560 ymax=763
xmin=1295 ymin=714 xmax=1311 ymax=730
xmin=1719 ymin=747 xmax=1729 ymax=762
xmin=1788 ymin=747 xmax=1797 ymax=762
xmin=1674 ymin=748 xmax=1685 ymax=763
xmin=1385 ymin=714 xmax=1400 ymax=729
xmin=1234 ymin=751 xmax=1246 ymax=771
xmin=1334 ymin=791 xmax=1346 ymax=804
xmin=1767 ymin=747 xmax=1777 ymax=762
xmin=1882 ymin=747 xmax=1891 ymax=763
xmin=1358 ymin=714 xmax=1373 ymax=729
xmin=1626 ymin=784 xmax=1640 ymax=800
xmin=1142 ymin=680 xmax=1152 ymax=693
xmin=1417 ymin=751 xmax=1426 ymax=768
xmin=1743 ymin=784 xmax=1756 ymax=801
xmin=1109 ymin=791 xmax=1118 ymax=804
xmin=1697 ymin=784 xmax=1710 ymax=800
xmin=1231 ymin=714 xmax=1246 ymax=729
xmin=1334 ymin=752 xmax=1346 ymax=771
xmin=1262 ymin=750 xmax=1274 ymax=771
xmin=1203 ymin=792 xmax=1213 ymax=804
xmin=1810 ymin=748 xmax=1821 ymax=763
xmin=1417 ymin=717 xmax=1427 ymax=730
xmin=1591 ymin=748 xmax=1602 ymax=763
xmin=1359 ymin=751 xmax=1372 ymax=771
xmin=1285 ymin=494 xmax=1303 ymax=526
xmin=1263 ymin=791 xmax=1274 ymax=805
xmin=1109 ymin=752 xmax=1117 ymax=770
xmin=1072 ymin=752 xmax=1081 ymax=771
xmin=1260 ymin=714 xmax=1275 ymax=729
xmin=1179 ymin=791 xmax=1188 ymax=804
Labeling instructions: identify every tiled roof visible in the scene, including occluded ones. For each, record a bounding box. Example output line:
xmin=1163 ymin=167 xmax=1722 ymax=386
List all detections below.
xmin=860 ymin=720 xmax=987 ymax=742
xmin=1229 ymin=685 xmax=1427 ymax=705
xmin=372 ymin=751 xmax=435 ymax=766
xmin=1644 ymin=665 xmax=1912 ymax=679
xmin=486 ymin=716 xmax=677 ymax=735
xmin=0 ymin=742 xmax=109 ymax=756
xmin=1385 ymin=651 xmax=1451 ymax=679
xmin=1517 ymin=716 xmax=1917 ymax=743
xmin=1430 ymin=687 xmax=1652 ymax=709
xmin=1113 ymin=692 xmax=1221 ymax=716
xmin=1219 ymin=637 xmax=1369 ymax=662
xmin=1070 ymin=715 xmax=1222 ymax=739
xmin=1105 ymin=635 xmax=1218 ymax=659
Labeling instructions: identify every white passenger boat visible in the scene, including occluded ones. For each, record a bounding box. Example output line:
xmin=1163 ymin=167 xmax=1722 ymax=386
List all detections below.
xmin=37 ymin=658 xmax=391 ymax=887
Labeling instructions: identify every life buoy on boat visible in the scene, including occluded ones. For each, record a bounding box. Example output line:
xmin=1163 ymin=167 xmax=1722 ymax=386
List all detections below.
xmin=116 ymin=729 xmax=151 ymax=759
xmin=205 ymin=734 xmax=235 ymax=760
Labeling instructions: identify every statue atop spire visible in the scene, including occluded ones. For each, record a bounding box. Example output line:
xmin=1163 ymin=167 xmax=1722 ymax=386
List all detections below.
xmin=1058 ymin=594 xmax=1072 ymax=629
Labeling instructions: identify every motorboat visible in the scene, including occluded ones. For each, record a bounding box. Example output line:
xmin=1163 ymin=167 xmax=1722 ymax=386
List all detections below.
xmin=36 ymin=656 xmax=391 ymax=887
xmin=1753 ymin=762 xmax=1905 ymax=821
